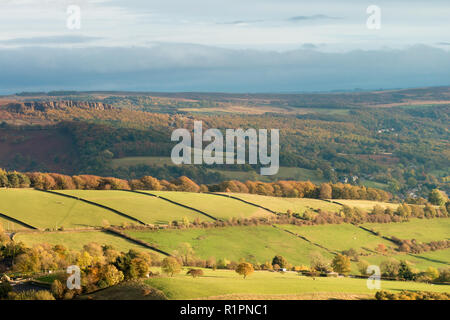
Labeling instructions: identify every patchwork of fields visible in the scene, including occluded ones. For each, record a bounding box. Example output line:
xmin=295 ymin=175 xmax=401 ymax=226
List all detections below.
xmin=2 ymin=188 xmax=449 ymax=298
xmin=0 ymin=189 xmax=135 ymax=229
xmin=56 ymin=190 xmax=213 ymax=225
xmin=142 ymin=191 xmax=275 ymax=220
xmin=223 ymin=193 xmax=342 ymax=214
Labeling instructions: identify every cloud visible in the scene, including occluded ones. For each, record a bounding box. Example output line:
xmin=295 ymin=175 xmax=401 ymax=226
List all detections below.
xmin=219 ymin=20 xmax=265 ymax=25
xmin=0 ymin=35 xmax=103 ymax=46
xmin=300 ymin=43 xmax=318 ymax=49
xmin=0 ymin=44 xmax=448 ymax=93
xmin=288 ymin=14 xmax=341 ymax=22
xmin=436 ymin=42 xmax=450 ymax=46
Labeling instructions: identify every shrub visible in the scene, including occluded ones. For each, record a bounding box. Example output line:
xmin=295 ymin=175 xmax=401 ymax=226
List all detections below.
xmin=186 ymin=269 xmax=204 ymax=278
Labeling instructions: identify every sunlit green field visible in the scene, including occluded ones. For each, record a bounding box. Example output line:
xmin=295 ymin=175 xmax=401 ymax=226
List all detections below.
xmin=0 ymin=215 xmax=30 ymax=231
xmin=363 ymin=218 xmax=450 ymax=242
xmin=360 ymin=249 xmax=450 ymax=272
xmin=145 ymin=268 xmax=450 ymax=300
xmin=127 ymin=225 xmax=333 ymax=265
xmin=0 ymin=189 xmax=134 ymax=230
xmin=57 ymin=190 xmax=212 ymax=225
xmin=333 ymin=199 xmax=400 ymax=211
xmin=14 ymin=230 xmax=163 ymax=257
xmin=223 ymin=193 xmax=342 ymax=214
xmin=278 ymin=224 xmax=393 ymax=253
xmin=143 ymin=191 xmax=275 ymax=220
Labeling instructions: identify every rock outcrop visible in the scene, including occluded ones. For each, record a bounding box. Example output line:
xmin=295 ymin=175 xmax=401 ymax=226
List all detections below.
xmin=5 ymin=101 xmax=113 ymax=113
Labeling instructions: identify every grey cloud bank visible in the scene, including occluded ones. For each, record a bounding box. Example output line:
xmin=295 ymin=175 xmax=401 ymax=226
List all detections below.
xmin=0 ymin=44 xmax=449 ymax=94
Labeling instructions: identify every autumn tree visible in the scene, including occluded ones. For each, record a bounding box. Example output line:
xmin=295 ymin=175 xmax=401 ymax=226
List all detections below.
xmin=319 ymin=183 xmax=332 ymax=199
xmin=161 ymin=257 xmax=182 ymax=277
xmin=428 ymin=189 xmax=447 ymax=206
xmin=331 ymin=254 xmax=351 ymax=275
xmin=235 ymin=262 xmax=254 ymax=279
xmin=272 ymin=255 xmax=288 ymax=269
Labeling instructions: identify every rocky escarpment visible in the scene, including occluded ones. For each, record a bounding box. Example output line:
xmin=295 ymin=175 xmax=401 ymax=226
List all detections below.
xmin=5 ymin=101 xmax=114 ymax=113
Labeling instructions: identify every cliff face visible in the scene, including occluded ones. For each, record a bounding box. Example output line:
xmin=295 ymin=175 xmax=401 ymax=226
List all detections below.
xmin=5 ymin=101 xmax=113 ymax=113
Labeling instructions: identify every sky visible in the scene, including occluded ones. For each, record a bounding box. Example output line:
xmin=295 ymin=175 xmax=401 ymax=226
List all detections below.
xmin=0 ymin=0 xmax=449 ymax=93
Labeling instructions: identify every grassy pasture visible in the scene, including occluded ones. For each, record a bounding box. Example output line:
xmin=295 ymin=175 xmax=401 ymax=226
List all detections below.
xmin=0 ymin=189 xmax=134 ymax=229
xmin=223 ymin=193 xmax=341 ymax=214
xmin=127 ymin=225 xmax=333 ymax=266
xmin=143 ymin=191 xmax=275 ymax=220
xmin=360 ymin=249 xmax=450 ymax=272
xmin=334 ymin=199 xmax=400 ymax=212
xmin=14 ymin=230 xmax=164 ymax=257
xmin=278 ymin=224 xmax=393 ymax=253
xmin=363 ymin=218 xmax=450 ymax=242
xmin=145 ymin=268 xmax=449 ymax=300
xmin=0 ymin=215 xmax=31 ymax=231
xmin=57 ymin=190 xmax=212 ymax=225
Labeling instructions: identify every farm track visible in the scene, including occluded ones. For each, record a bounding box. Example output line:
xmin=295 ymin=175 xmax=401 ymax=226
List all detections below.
xmin=0 ymin=211 xmax=37 ymax=230
xmin=36 ymin=189 xmax=147 ymax=226
xmin=122 ymin=190 xmax=219 ymax=221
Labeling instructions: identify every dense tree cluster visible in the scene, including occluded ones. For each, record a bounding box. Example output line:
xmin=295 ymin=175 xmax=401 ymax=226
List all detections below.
xmin=0 ymin=168 xmax=396 ymax=201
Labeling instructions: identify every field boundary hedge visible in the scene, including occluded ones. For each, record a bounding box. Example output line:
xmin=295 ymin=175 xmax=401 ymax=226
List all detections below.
xmin=36 ymin=189 xmax=147 ymax=226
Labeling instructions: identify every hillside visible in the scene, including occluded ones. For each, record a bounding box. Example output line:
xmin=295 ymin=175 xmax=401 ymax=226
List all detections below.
xmin=0 ymin=88 xmax=449 ymax=198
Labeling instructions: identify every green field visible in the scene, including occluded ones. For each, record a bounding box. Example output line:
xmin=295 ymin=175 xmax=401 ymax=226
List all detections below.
xmin=223 ymin=193 xmax=342 ymax=214
xmin=127 ymin=225 xmax=333 ymax=266
xmin=363 ymin=218 xmax=450 ymax=242
xmin=145 ymin=268 xmax=449 ymax=300
xmin=0 ymin=189 xmax=135 ymax=230
xmin=0 ymin=215 xmax=30 ymax=231
xmin=144 ymin=191 xmax=275 ymax=220
xmin=57 ymin=190 xmax=213 ymax=225
xmin=361 ymin=250 xmax=450 ymax=272
xmin=279 ymin=224 xmax=394 ymax=254
xmin=334 ymin=199 xmax=400 ymax=212
xmin=14 ymin=230 xmax=163 ymax=257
